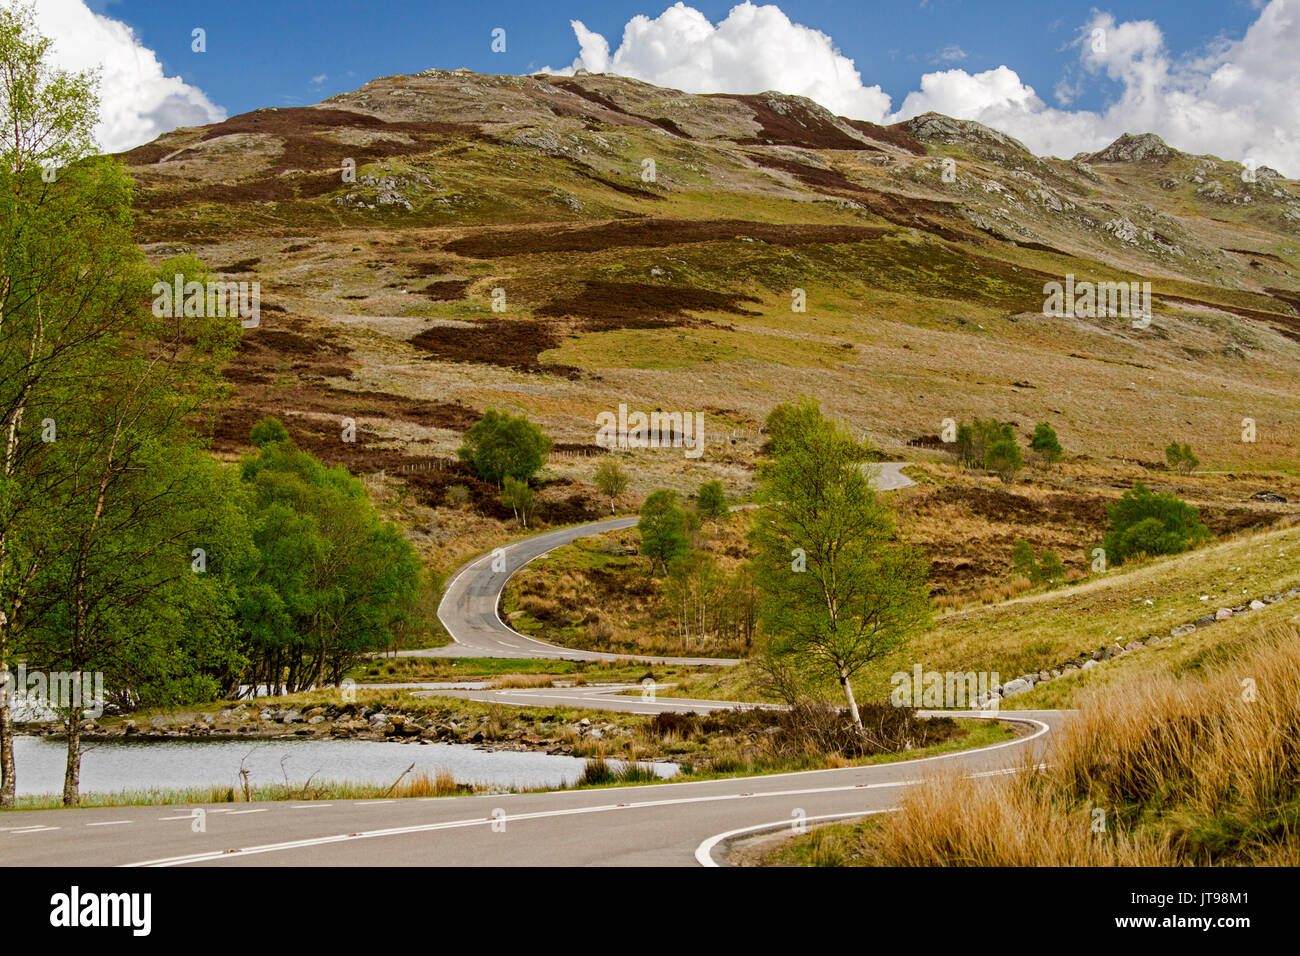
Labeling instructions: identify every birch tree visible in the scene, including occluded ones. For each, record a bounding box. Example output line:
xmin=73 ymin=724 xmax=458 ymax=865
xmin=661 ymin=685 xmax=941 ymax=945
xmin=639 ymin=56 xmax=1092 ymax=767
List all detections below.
xmin=749 ymin=400 xmax=930 ymax=730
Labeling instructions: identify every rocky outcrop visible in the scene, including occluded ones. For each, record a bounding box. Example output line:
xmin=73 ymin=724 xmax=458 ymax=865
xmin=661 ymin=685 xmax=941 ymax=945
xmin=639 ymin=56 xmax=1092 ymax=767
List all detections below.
xmin=1083 ymin=132 xmax=1177 ymax=164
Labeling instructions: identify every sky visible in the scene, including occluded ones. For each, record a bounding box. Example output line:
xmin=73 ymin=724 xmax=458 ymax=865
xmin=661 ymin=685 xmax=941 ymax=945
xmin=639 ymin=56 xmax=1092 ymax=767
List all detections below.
xmin=32 ymin=0 xmax=1300 ymax=174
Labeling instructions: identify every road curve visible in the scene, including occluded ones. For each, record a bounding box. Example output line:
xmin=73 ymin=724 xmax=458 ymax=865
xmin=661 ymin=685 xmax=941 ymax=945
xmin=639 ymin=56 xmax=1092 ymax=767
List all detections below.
xmin=412 ymin=463 xmax=916 ymax=665
xmin=0 ymin=708 xmax=1063 ymax=867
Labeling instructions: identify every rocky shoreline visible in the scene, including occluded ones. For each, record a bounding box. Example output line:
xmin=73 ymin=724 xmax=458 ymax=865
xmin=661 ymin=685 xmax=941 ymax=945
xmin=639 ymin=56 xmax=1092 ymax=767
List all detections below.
xmin=19 ymin=701 xmax=635 ymax=757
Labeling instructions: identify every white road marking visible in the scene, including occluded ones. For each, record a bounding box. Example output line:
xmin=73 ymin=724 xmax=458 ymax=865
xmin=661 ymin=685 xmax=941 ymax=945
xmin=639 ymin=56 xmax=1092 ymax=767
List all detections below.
xmin=122 ymin=736 xmax=1049 ymax=868
xmin=695 ymin=810 xmax=893 ymax=867
xmin=693 ymin=766 xmax=1036 ymax=867
xmin=85 ymin=820 xmax=132 ymax=827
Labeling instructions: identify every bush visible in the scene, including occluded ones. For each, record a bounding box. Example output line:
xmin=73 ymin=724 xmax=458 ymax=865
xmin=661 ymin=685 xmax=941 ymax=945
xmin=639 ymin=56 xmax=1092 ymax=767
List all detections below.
xmin=250 ymin=416 xmax=290 ymax=448
xmin=985 ymin=438 xmax=1023 ymax=483
xmin=954 ymin=418 xmax=1013 ymax=469
xmin=1010 ymin=540 xmax=1066 ymax=587
xmin=1101 ymin=482 xmax=1210 ymax=564
xmin=1029 ymin=422 xmax=1063 ymax=465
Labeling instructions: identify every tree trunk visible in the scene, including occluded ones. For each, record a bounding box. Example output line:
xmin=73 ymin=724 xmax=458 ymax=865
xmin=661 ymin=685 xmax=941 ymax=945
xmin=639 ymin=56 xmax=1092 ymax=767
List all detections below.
xmin=0 ymin=693 xmax=14 ymax=808
xmin=840 ymin=670 xmax=863 ymax=731
xmin=62 ymin=712 xmax=81 ymax=807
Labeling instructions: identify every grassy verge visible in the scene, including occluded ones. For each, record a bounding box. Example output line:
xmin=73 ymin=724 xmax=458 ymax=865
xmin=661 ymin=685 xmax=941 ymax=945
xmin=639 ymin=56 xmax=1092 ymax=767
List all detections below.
xmin=753 ymin=624 xmax=1300 ymax=866
xmin=4 ymin=768 xmax=469 ymax=812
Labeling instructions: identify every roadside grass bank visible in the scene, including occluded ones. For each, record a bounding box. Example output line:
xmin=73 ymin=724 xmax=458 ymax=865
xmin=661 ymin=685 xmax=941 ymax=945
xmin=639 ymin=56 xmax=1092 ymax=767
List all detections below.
xmin=642 ymin=521 xmax=1300 ymax=710
xmin=2 ymin=768 xmax=470 ymax=812
xmin=748 ymin=625 xmax=1300 ymax=866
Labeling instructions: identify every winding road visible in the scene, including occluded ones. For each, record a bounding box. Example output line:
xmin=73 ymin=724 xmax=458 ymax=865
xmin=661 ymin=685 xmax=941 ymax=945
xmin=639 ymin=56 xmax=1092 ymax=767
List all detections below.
xmin=1 ymin=462 xmax=1073 ymax=867
xmin=411 ymin=461 xmax=918 ymax=665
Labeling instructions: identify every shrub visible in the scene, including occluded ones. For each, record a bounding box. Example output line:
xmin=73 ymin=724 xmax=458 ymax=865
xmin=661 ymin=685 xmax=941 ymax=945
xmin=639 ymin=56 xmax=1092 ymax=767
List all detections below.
xmin=1029 ymin=422 xmax=1063 ymax=465
xmin=250 ymin=416 xmax=290 ymax=447
xmin=984 ymin=438 xmax=1023 ymax=483
xmin=1101 ymin=481 xmax=1210 ymax=564
xmin=953 ymin=418 xmax=1013 ymax=469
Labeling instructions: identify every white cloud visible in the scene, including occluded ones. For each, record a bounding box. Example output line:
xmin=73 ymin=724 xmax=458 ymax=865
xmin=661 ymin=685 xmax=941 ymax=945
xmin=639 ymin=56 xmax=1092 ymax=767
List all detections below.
xmin=892 ymin=4 xmax=1300 ymax=174
xmin=33 ymin=0 xmax=225 ymax=153
xmin=546 ymin=1 xmax=1300 ymax=176
xmin=541 ymin=1 xmax=891 ymax=123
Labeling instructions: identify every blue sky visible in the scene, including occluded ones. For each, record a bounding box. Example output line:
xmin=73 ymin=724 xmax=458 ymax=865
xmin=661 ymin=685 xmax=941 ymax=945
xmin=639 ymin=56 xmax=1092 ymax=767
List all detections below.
xmin=88 ymin=0 xmax=1262 ymax=115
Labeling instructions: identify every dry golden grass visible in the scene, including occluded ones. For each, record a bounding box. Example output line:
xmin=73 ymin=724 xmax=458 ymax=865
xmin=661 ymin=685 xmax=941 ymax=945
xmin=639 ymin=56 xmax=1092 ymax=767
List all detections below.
xmin=391 ymin=768 xmax=460 ymax=798
xmin=857 ymin=624 xmax=1300 ymax=865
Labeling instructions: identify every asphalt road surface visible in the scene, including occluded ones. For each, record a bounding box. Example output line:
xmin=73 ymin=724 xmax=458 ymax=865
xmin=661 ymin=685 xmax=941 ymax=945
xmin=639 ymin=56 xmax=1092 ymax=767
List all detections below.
xmin=411 ymin=462 xmax=916 ymax=665
xmin=0 ymin=709 xmax=1063 ymax=867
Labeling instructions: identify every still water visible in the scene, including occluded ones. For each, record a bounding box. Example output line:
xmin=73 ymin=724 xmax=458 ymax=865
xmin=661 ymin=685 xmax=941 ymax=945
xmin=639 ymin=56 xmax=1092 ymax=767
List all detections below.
xmin=12 ymin=736 xmax=676 ymax=797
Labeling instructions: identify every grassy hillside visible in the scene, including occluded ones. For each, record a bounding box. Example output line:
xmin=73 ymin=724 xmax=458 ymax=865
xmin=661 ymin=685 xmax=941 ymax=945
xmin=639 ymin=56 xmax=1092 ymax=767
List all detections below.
xmin=115 ymin=69 xmax=1300 ymax=600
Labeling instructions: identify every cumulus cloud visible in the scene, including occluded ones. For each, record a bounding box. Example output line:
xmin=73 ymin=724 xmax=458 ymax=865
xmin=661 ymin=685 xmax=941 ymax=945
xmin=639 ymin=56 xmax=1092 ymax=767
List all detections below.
xmin=541 ymin=1 xmax=891 ymax=122
xmin=33 ymin=0 xmax=224 ymax=153
xmin=546 ymin=1 xmax=1300 ymax=176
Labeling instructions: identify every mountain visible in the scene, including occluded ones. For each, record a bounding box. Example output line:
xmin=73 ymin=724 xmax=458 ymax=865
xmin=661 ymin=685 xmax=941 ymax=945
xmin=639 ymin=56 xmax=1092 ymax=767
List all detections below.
xmin=117 ymin=69 xmax=1300 ymax=503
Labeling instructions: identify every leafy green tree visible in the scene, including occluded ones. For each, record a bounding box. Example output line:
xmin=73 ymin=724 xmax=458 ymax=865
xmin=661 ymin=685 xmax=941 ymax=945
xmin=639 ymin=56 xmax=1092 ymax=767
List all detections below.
xmin=501 ymin=475 xmax=535 ymax=528
xmin=1029 ymin=423 xmax=1063 ymax=465
xmin=985 ymin=437 xmax=1023 ymax=483
xmin=750 ymin=400 xmax=930 ymax=730
xmin=1101 ymin=482 xmax=1210 ymax=565
xmin=0 ymin=1 xmax=112 ymax=808
xmin=696 ymin=480 xmax=727 ymax=532
xmin=250 ymin=417 xmax=291 ymax=447
xmin=0 ymin=4 xmax=246 ymax=806
xmin=1165 ymin=441 xmax=1199 ymax=475
xmin=638 ymin=489 xmax=689 ymax=574
xmin=593 ymin=457 xmax=629 ymax=513
xmin=458 ymin=410 xmax=551 ymax=486
xmin=236 ymin=435 xmax=422 ymax=693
